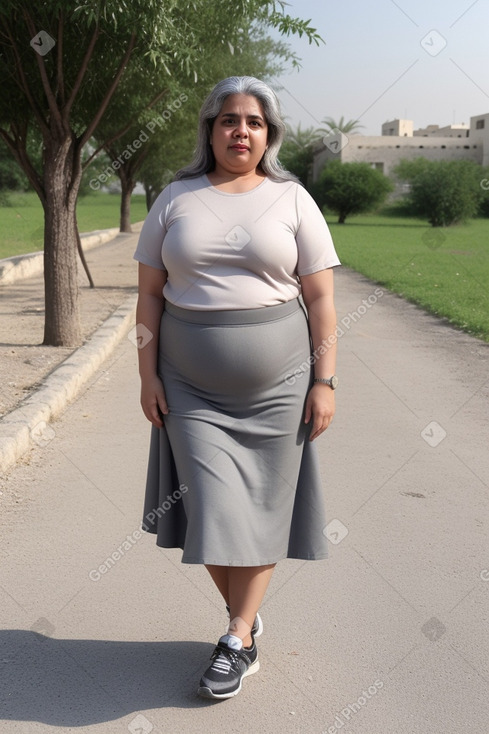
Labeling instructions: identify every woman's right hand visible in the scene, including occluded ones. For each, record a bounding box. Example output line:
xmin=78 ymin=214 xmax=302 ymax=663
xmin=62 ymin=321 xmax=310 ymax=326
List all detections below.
xmin=140 ymin=375 xmax=169 ymax=428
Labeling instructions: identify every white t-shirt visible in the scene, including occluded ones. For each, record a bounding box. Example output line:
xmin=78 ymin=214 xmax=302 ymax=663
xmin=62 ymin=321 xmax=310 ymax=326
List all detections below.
xmin=133 ymin=174 xmax=340 ymax=310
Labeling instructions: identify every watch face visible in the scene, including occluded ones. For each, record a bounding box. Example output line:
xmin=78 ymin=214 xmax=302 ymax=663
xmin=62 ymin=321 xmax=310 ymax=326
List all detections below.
xmin=331 ymin=375 xmax=339 ymax=389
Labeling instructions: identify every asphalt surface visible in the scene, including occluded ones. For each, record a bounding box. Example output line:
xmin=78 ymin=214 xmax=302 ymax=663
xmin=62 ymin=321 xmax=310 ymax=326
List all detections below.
xmin=1 ymin=264 xmax=488 ymax=734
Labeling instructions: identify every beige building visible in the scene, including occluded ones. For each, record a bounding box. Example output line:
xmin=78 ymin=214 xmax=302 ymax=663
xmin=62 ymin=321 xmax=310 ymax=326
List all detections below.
xmin=313 ymin=113 xmax=489 ymax=180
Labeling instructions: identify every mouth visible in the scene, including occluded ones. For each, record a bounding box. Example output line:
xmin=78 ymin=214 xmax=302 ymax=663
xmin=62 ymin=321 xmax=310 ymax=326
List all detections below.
xmin=230 ymin=144 xmax=250 ymax=151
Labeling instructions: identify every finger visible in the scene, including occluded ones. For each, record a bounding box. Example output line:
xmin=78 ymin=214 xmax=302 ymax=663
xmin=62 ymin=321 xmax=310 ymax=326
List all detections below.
xmin=309 ymin=417 xmax=331 ymax=441
xmin=157 ymin=393 xmax=169 ymax=415
xmin=151 ymin=407 xmax=164 ymax=428
xmin=304 ymin=399 xmax=312 ymax=424
xmin=144 ymin=401 xmax=163 ymax=428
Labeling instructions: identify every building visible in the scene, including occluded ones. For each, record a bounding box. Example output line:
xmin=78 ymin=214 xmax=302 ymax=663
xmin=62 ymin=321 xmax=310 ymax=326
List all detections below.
xmin=312 ymin=113 xmax=489 ymax=181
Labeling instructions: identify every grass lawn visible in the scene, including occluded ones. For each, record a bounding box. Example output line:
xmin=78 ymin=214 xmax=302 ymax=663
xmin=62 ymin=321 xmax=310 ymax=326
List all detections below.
xmin=326 ymin=208 xmax=489 ymax=342
xmin=0 ymin=191 xmax=148 ymax=260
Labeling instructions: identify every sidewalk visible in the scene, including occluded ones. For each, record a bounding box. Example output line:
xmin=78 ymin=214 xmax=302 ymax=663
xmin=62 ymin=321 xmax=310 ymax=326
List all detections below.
xmin=0 ymin=225 xmax=142 ymax=419
xmin=1 ymin=266 xmax=488 ymax=733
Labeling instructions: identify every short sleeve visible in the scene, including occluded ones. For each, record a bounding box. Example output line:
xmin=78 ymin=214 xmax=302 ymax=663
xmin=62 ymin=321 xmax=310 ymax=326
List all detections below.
xmin=133 ymin=185 xmax=171 ymax=270
xmin=295 ymin=185 xmax=341 ymax=276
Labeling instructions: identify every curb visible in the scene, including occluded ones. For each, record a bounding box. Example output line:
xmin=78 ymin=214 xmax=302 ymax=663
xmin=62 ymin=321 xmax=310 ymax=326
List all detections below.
xmin=0 ymin=293 xmax=138 ymax=475
xmin=0 ymin=223 xmax=143 ymax=286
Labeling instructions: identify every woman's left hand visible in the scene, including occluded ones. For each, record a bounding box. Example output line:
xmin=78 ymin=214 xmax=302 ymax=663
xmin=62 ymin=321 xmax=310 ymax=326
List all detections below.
xmin=304 ymin=384 xmax=335 ymax=441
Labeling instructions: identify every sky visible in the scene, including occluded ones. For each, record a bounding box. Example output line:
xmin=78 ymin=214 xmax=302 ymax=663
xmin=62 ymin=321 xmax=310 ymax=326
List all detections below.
xmin=269 ymin=0 xmax=489 ymax=135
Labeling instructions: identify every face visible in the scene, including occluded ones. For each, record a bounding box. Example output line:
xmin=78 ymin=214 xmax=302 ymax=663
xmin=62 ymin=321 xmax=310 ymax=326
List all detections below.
xmin=209 ymin=94 xmax=268 ymax=176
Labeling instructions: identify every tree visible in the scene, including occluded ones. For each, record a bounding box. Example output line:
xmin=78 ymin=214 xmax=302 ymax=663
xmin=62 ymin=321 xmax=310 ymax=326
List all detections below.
xmin=394 ymin=159 xmax=482 ymax=226
xmin=312 ymin=160 xmax=392 ymax=223
xmin=278 ymin=123 xmax=322 ymax=186
xmin=0 ymin=1 xmax=322 ymax=347
xmin=319 ymin=116 xmax=364 ymax=135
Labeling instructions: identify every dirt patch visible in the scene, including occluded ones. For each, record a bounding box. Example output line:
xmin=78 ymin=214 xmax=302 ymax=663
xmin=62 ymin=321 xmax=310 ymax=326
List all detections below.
xmin=0 ymin=229 xmax=141 ymax=418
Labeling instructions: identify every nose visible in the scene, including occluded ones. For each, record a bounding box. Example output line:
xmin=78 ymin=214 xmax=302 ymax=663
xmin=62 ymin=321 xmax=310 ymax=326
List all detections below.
xmin=233 ymin=118 xmax=248 ymax=138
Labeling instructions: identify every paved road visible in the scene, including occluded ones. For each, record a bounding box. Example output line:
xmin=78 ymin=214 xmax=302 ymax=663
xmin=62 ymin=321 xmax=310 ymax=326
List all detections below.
xmin=1 ymin=266 xmax=488 ymax=733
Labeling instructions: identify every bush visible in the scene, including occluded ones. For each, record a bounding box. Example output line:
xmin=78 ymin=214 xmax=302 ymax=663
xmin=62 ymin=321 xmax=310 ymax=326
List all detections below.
xmin=311 ymin=160 xmax=393 ymax=223
xmin=394 ymin=159 xmax=482 ymax=226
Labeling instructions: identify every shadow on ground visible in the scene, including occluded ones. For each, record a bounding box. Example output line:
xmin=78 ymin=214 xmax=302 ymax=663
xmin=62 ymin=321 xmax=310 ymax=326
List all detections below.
xmin=0 ymin=630 xmax=222 ymax=726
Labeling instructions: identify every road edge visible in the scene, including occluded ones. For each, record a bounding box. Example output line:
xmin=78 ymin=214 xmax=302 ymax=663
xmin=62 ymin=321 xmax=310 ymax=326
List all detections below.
xmin=0 ymin=293 xmax=137 ymax=475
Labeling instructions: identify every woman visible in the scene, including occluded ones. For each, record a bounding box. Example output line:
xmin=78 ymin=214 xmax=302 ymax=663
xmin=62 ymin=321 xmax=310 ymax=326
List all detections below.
xmin=133 ymin=76 xmax=340 ymax=700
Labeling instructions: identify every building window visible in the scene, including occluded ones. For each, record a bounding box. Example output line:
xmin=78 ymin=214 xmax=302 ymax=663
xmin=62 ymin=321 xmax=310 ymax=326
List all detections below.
xmin=476 ymin=119 xmax=485 ymax=129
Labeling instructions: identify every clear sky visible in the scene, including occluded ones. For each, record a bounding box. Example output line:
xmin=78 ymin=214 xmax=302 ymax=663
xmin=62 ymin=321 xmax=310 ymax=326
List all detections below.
xmin=269 ymin=0 xmax=489 ymax=135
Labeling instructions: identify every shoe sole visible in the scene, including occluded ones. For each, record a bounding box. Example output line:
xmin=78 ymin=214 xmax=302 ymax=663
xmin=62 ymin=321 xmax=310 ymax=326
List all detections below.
xmin=197 ymin=659 xmax=260 ymax=700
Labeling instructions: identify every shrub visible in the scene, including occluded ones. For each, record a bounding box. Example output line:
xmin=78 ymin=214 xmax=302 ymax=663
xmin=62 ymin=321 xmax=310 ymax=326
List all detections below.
xmin=311 ymin=160 xmax=392 ymax=224
xmin=394 ymin=159 xmax=482 ymax=226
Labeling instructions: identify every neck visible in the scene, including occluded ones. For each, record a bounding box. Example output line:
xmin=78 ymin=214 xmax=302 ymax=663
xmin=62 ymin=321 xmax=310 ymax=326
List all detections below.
xmin=208 ymin=167 xmax=265 ymax=185
xmin=206 ymin=168 xmax=266 ymax=193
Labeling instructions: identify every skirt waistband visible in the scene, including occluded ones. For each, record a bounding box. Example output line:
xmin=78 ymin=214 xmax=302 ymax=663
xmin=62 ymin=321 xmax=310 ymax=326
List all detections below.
xmin=164 ymin=298 xmax=302 ymax=325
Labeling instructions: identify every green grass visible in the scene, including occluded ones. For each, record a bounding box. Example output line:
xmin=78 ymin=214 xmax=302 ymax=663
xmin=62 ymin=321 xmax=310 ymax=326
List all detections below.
xmin=0 ymin=191 xmax=148 ymax=259
xmin=326 ymin=209 xmax=489 ymax=342
xmin=3 ymin=193 xmax=488 ymax=341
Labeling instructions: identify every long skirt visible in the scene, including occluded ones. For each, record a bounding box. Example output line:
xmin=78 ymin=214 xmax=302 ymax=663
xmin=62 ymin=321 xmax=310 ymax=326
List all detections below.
xmin=141 ymin=297 xmax=329 ymax=566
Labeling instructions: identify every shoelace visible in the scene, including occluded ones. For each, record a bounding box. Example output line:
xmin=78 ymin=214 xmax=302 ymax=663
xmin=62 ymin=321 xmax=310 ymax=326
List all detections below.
xmin=209 ymin=645 xmax=241 ymax=675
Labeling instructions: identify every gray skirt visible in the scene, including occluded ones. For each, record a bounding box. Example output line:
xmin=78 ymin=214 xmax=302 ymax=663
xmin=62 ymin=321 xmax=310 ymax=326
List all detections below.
xmin=141 ymin=298 xmax=328 ymax=565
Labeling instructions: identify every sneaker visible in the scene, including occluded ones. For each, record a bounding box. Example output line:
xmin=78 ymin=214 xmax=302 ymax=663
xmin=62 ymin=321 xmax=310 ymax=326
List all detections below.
xmin=226 ymin=604 xmax=263 ymax=638
xmin=198 ymin=634 xmax=260 ymax=699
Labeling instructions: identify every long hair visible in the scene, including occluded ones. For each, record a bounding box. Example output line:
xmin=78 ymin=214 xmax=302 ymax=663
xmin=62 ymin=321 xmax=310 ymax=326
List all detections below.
xmin=174 ymin=76 xmax=298 ymax=183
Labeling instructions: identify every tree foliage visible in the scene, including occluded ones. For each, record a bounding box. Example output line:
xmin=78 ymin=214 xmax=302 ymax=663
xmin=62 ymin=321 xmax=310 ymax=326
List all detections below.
xmin=0 ymin=0 xmax=323 ymax=346
xmin=319 ymin=116 xmax=364 ymax=135
xmin=312 ymin=160 xmax=392 ymax=223
xmin=278 ymin=123 xmax=322 ymax=186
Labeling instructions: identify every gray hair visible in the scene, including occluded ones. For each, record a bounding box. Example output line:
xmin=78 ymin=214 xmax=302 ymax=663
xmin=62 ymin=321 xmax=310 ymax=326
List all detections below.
xmin=174 ymin=76 xmax=298 ymax=183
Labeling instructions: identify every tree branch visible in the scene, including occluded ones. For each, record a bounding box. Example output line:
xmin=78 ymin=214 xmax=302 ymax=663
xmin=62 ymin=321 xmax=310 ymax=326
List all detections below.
xmin=64 ymin=23 xmax=100 ymax=117
xmin=22 ymin=9 xmax=64 ymax=134
xmin=0 ymin=17 xmax=49 ymax=137
xmin=56 ymin=10 xmax=65 ymax=106
xmin=82 ymin=87 xmax=169 ymax=169
xmin=0 ymin=125 xmax=45 ymax=206
xmin=79 ymin=32 xmax=137 ymax=149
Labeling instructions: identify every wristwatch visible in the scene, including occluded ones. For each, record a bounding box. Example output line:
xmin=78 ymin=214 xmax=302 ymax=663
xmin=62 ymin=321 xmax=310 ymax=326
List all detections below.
xmin=313 ymin=375 xmax=338 ymax=389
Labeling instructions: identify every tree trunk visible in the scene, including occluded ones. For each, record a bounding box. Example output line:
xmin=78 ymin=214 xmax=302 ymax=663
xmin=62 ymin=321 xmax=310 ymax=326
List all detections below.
xmin=119 ymin=174 xmax=134 ymax=232
xmin=338 ymin=212 xmax=346 ymax=224
xmin=42 ymin=136 xmax=82 ymax=346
